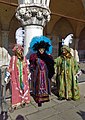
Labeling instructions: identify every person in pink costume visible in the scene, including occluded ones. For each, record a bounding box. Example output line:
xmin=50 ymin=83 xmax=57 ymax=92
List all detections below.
xmin=7 ymin=44 xmax=30 ymax=109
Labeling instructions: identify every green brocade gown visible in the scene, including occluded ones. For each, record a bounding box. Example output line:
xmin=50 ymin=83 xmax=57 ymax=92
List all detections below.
xmin=54 ymin=56 xmax=80 ymax=100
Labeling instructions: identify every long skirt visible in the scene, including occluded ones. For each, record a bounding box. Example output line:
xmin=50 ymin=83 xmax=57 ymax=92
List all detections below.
xmin=30 ymin=59 xmax=50 ymax=104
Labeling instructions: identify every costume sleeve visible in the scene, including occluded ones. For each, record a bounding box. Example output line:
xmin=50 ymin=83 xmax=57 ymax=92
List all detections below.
xmin=54 ymin=57 xmax=62 ymax=75
xmin=74 ymin=58 xmax=80 ymax=74
xmin=24 ymin=57 xmax=30 ymax=74
xmin=54 ymin=57 xmax=61 ymax=68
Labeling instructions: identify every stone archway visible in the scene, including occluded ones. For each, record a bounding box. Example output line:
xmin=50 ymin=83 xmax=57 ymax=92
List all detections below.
xmin=78 ymin=28 xmax=85 ymax=61
xmin=51 ymin=18 xmax=74 ymax=58
xmin=8 ymin=16 xmax=21 ymax=55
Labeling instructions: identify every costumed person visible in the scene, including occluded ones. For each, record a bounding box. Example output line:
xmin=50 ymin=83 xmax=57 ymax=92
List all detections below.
xmin=54 ymin=45 xmax=80 ymax=100
xmin=5 ymin=44 xmax=30 ymax=109
xmin=29 ymin=36 xmax=55 ymax=106
xmin=62 ymin=33 xmax=79 ymax=63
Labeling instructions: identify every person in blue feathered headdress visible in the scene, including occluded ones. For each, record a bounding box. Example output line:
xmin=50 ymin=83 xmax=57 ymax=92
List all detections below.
xmin=29 ymin=35 xmax=55 ymax=106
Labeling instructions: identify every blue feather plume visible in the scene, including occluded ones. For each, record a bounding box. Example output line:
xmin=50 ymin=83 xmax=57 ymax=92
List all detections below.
xmin=30 ymin=35 xmax=52 ymax=54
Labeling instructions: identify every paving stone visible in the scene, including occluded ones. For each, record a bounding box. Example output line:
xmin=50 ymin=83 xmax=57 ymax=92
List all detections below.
xmin=43 ymin=114 xmax=64 ymax=120
xmin=68 ymin=95 xmax=85 ymax=107
xmin=32 ymin=99 xmax=57 ymax=111
xmin=53 ymin=101 xmax=75 ymax=114
xmin=26 ymin=108 xmax=56 ymax=120
xmin=58 ymin=108 xmax=83 ymax=120
xmin=10 ymin=114 xmax=27 ymax=120
xmin=77 ymin=102 xmax=85 ymax=110
xmin=9 ymin=104 xmax=38 ymax=120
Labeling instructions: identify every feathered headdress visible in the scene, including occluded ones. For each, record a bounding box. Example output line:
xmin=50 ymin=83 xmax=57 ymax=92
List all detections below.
xmin=30 ymin=36 xmax=52 ymax=54
xmin=62 ymin=33 xmax=73 ymax=47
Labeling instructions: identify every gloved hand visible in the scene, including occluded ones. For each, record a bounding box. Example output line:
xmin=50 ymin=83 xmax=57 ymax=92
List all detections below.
xmin=4 ymin=71 xmax=10 ymax=84
xmin=76 ymin=70 xmax=82 ymax=78
xmin=28 ymin=73 xmax=31 ymax=80
xmin=4 ymin=77 xmax=9 ymax=84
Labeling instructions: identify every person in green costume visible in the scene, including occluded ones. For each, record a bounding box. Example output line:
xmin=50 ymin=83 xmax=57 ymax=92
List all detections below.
xmin=54 ymin=45 xmax=80 ymax=101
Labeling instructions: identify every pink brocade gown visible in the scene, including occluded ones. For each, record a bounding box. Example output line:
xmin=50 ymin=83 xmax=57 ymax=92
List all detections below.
xmin=8 ymin=56 xmax=30 ymax=108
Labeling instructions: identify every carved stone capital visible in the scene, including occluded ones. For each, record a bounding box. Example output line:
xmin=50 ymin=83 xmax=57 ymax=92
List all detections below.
xmin=16 ymin=4 xmax=51 ymax=27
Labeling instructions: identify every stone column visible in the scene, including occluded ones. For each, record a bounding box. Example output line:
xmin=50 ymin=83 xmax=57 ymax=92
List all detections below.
xmin=24 ymin=25 xmax=43 ymax=54
xmin=16 ymin=0 xmax=51 ymax=56
xmin=52 ymin=36 xmax=58 ymax=58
